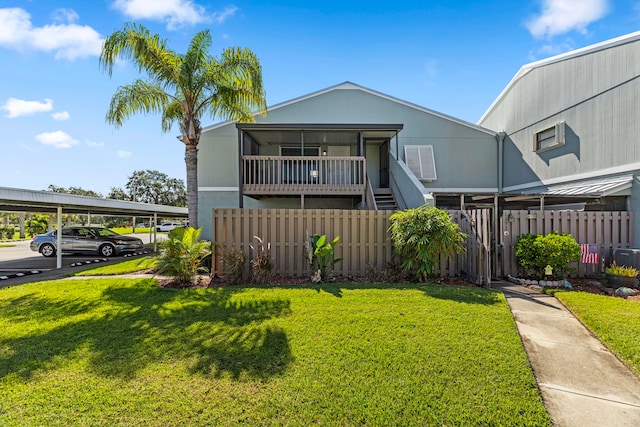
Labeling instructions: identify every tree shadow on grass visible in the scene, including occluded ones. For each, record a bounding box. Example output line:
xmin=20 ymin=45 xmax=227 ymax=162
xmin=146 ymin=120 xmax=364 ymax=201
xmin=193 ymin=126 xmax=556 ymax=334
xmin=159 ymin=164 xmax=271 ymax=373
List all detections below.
xmin=0 ymin=279 xmax=293 ymax=381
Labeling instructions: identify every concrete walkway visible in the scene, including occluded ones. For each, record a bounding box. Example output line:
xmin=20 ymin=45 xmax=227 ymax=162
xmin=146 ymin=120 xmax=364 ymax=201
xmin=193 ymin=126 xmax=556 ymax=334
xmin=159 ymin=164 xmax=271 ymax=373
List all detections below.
xmin=496 ymin=281 xmax=640 ymax=426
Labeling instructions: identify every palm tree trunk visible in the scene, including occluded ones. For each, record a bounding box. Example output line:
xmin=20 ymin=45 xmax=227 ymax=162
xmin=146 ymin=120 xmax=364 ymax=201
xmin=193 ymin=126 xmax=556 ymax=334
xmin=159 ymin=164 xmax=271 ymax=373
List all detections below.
xmin=185 ymin=143 xmax=198 ymax=228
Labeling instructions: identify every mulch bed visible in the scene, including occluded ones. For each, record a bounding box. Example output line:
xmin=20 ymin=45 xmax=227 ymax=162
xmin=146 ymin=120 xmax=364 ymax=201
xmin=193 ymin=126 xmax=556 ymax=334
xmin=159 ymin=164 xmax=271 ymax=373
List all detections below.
xmin=151 ymin=271 xmax=638 ymax=301
xmin=153 ymin=272 xmax=481 ymax=289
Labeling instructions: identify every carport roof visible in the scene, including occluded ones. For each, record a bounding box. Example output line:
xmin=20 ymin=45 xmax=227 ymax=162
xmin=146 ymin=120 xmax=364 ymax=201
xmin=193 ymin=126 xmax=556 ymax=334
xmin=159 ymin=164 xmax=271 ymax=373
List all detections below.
xmin=0 ymin=186 xmax=188 ymax=217
xmin=516 ymin=174 xmax=634 ymax=197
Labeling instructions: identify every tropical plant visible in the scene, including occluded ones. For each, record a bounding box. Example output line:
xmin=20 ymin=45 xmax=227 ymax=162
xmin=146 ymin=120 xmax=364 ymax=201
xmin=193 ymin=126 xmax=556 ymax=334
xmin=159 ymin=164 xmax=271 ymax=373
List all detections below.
xmin=305 ymin=233 xmax=342 ymax=283
xmin=249 ymin=236 xmax=275 ymax=284
xmin=388 ymin=206 xmax=467 ymax=282
xmin=25 ymin=214 xmax=49 ymax=237
xmin=605 ymin=261 xmax=639 ymax=277
xmin=100 ymin=23 xmax=267 ymax=228
xmin=155 ymin=226 xmax=212 ymax=285
xmin=220 ymin=246 xmax=246 ymax=285
xmin=514 ymin=231 xmax=580 ymax=278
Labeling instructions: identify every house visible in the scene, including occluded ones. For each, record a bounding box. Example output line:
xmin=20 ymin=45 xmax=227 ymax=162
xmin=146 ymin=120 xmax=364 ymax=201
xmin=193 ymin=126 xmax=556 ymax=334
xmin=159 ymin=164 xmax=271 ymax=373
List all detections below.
xmin=197 ymin=82 xmax=497 ymax=240
xmin=198 ymin=31 xmax=640 ymax=248
xmin=478 ymin=31 xmax=640 ymax=244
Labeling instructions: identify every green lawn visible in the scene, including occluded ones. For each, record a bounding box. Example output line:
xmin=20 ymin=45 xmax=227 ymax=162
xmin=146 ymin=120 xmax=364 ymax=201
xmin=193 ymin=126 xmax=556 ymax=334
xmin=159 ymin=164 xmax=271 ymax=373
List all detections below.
xmin=556 ymin=292 xmax=640 ymax=376
xmin=74 ymin=256 xmax=158 ymax=276
xmin=0 ymin=279 xmax=550 ymax=426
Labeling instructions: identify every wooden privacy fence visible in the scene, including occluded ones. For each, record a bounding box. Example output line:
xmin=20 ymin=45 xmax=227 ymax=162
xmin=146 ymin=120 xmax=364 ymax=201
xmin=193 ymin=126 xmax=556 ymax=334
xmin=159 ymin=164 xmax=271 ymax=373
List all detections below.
xmin=211 ymin=208 xmax=492 ymax=284
xmin=456 ymin=210 xmax=491 ymax=286
xmin=212 ymin=209 xmax=393 ymax=277
xmin=501 ymin=210 xmax=635 ymax=277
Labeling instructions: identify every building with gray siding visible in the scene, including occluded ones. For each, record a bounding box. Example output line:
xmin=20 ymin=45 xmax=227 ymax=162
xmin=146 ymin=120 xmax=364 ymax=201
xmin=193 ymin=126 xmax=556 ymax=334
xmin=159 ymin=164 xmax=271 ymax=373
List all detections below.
xmin=198 ymin=31 xmax=640 ymax=245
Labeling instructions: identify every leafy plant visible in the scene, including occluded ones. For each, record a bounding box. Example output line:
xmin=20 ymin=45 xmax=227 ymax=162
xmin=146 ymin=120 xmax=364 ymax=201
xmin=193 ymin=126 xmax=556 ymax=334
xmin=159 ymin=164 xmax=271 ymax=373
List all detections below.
xmin=605 ymin=261 xmax=639 ymax=277
xmin=514 ymin=231 xmax=580 ymax=278
xmin=220 ymin=246 xmax=246 ymax=285
xmin=305 ymin=233 xmax=342 ymax=283
xmin=0 ymin=226 xmax=15 ymax=240
xmin=388 ymin=206 xmax=467 ymax=282
xmin=249 ymin=236 xmax=275 ymax=284
xmin=156 ymin=226 xmax=212 ymax=285
xmin=25 ymin=214 xmax=49 ymax=237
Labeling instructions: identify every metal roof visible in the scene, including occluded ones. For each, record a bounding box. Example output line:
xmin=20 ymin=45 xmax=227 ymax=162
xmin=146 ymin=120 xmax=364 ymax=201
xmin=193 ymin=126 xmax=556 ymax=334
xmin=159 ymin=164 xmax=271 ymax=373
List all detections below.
xmin=0 ymin=186 xmax=188 ymax=217
xmin=517 ymin=174 xmax=634 ymax=197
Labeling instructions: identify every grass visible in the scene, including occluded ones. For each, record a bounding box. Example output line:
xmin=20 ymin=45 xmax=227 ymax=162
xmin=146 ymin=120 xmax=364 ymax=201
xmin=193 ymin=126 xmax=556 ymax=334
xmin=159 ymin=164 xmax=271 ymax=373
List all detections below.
xmin=111 ymin=227 xmax=151 ymax=234
xmin=74 ymin=257 xmax=158 ymax=276
xmin=0 ymin=280 xmax=551 ymax=426
xmin=0 ymin=243 xmax=16 ymax=248
xmin=556 ymin=291 xmax=640 ymax=376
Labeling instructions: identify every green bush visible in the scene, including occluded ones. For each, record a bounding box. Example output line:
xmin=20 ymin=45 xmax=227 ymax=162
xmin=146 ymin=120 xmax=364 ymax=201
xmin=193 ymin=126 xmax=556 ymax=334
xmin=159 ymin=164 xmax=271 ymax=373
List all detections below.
xmin=156 ymin=227 xmax=212 ymax=285
xmin=514 ymin=231 xmax=580 ymax=278
xmin=25 ymin=214 xmax=48 ymax=237
xmin=605 ymin=261 xmax=639 ymax=277
xmin=0 ymin=226 xmax=15 ymax=240
xmin=388 ymin=206 xmax=467 ymax=282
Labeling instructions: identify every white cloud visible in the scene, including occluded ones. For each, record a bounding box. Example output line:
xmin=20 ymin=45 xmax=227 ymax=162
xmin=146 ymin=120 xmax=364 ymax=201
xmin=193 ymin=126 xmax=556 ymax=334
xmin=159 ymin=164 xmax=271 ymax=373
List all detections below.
xmin=112 ymin=0 xmax=209 ymax=29
xmin=0 ymin=7 xmax=103 ymax=60
xmin=52 ymin=111 xmax=70 ymax=121
xmin=52 ymin=8 xmax=79 ymax=23
xmin=2 ymin=97 xmax=53 ymax=118
xmin=212 ymin=6 xmax=238 ymax=24
xmin=86 ymin=140 xmax=105 ymax=147
xmin=35 ymin=131 xmax=78 ymax=148
xmin=117 ymin=150 xmax=132 ymax=158
xmin=526 ymin=0 xmax=609 ymax=38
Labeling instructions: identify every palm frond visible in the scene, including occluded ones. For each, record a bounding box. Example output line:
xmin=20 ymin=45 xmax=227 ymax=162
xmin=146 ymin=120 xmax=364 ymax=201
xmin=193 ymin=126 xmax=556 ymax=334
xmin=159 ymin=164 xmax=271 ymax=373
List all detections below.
xmin=106 ymin=80 xmax=170 ymax=127
xmin=99 ymin=22 xmax=180 ymax=87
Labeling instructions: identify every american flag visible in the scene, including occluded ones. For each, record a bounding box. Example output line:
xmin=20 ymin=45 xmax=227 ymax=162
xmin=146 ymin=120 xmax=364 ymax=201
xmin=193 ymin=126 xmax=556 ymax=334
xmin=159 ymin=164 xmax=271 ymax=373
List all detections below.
xmin=581 ymin=244 xmax=599 ymax=264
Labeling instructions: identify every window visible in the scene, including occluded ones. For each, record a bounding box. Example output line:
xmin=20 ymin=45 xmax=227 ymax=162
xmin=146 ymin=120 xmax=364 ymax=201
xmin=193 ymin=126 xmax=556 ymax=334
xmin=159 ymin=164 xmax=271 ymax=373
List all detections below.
xmin=535 ymin=122 xmax=565 ymax=152
xmin=404 ymin=145 xmax=437 ymax=181
xmin=280 ymin=146 xmax=320 ymax=156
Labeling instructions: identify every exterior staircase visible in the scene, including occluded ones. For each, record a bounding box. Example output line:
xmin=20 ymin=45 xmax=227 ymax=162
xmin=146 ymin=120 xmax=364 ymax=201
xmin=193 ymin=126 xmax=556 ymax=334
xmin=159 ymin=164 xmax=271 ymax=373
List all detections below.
xmin=373 ymin=188 xmax=398 ymax=210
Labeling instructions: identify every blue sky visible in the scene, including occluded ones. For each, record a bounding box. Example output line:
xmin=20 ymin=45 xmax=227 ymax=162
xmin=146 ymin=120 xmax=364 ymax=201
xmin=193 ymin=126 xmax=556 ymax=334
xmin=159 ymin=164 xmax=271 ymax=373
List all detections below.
xmin=1 ymin=0 xmax=639 ymax=196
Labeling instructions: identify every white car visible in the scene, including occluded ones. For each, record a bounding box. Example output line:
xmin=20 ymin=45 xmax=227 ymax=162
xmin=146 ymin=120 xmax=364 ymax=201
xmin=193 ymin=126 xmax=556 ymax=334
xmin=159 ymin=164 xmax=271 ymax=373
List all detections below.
xmin=156 ymin=222 xmax=183 ymax=232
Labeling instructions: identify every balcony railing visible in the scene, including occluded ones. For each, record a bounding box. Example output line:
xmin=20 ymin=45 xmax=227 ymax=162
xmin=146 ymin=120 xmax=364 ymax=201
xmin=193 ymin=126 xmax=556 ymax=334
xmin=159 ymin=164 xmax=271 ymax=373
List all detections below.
xmin=242 ymin=155 xmax=366 ymax=195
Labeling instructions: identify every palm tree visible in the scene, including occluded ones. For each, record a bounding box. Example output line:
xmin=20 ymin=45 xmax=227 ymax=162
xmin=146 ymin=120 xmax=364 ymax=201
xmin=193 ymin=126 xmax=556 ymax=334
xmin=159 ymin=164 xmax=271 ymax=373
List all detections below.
xmin=99 ymin=23 xmax=266 ymax=228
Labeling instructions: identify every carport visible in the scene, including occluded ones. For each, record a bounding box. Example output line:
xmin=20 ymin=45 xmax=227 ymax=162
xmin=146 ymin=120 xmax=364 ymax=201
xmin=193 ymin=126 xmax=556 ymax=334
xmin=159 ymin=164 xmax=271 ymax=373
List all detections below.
xmin=0 ymin=186 xmax=188 ymax=269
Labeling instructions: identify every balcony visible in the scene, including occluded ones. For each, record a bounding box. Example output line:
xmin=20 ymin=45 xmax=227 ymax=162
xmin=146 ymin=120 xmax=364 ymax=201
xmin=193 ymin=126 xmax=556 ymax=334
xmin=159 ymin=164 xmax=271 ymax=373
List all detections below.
xmin=242 ymin=155 xmax=366 ymax=196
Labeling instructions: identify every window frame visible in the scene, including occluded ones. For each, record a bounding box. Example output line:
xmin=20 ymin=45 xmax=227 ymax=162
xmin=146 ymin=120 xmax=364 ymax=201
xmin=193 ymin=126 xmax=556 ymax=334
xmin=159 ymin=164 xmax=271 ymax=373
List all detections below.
xmin=534 ymin=122 xmax=566 ymax=153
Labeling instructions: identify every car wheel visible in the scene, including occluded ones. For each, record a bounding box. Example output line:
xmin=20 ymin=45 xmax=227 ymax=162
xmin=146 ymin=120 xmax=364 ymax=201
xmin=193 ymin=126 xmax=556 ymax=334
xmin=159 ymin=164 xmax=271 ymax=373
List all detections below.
xmin=99 ymin=244 xmax=115 ymax=257
xmin=40 ymin=243 xmax=56 ymax=257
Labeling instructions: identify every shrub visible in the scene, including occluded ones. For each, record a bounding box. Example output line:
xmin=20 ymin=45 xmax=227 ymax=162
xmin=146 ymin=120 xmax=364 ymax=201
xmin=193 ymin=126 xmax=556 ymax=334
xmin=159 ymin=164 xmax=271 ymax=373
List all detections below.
xmin=156 ymin=227 xmax=212 ymax=285
xmin=26 ymin=214 xmax=48 ymax=237
xmin=388 ymin=206 xmax=466 ymax=282
xmin=305 ymin=233 xmax=342 ymax=283
xmin=0 ymin=226 xmax=15 ymax=240
xmin=220 ymin=246 xmax=246 ymax=285
xmin=605 ymin=261 xmax=639 ymax=277
xmin=249 ymin=236 xmax=275 ymax=284
xmin=514 ymin=231 xmax=580 ymax=278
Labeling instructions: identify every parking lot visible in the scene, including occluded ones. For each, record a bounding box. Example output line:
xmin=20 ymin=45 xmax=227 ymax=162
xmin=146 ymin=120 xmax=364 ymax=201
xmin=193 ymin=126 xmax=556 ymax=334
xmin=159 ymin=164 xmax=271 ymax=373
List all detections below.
xmin=0 ymin=233 xmax=165 ymax=286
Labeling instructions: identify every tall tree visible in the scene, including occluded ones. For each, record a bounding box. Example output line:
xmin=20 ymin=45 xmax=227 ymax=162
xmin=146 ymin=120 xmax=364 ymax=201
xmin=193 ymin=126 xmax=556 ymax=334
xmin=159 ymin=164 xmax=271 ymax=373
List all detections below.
xmin=99 ymin=23 xmax=267 ymax=228
xmin=108 ymin=169 xmax=187 ymax=206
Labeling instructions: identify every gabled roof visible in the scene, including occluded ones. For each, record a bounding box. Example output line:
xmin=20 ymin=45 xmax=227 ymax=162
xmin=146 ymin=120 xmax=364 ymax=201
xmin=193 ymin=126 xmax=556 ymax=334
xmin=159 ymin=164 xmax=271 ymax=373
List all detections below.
xmin=479 ymin=30 xmax=640 ymax=124
xmin=201 ymin=81 xmax=496 ymax=136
